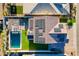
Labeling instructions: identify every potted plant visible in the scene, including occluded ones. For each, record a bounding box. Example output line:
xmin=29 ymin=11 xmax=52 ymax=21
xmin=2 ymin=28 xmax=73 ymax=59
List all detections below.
xmin=67 ymin=18 xmax=75 ymax=28
xmin=67 ymin=20 xmax=73 ymax=26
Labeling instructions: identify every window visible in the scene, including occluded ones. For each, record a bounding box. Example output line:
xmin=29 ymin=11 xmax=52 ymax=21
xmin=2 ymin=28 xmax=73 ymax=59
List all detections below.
xmin=35 ymin=19 xmax=45 ymax=32
xmin=54 ymin=28 xmax=61 ymax=32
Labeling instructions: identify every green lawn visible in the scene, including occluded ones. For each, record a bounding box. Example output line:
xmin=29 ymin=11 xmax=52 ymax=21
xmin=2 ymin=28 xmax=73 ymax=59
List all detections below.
xmin=16 ymin=6 xmax=23 ymax=14
xmin=22 ymin=30 xmax=29 ymax=50
xmin=29 ymin=40 xmax=48 ymax=50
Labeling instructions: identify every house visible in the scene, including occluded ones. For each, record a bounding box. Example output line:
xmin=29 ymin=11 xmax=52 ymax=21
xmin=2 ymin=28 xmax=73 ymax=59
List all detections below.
xmin=3 ymin=3 xmax=70 ymax=56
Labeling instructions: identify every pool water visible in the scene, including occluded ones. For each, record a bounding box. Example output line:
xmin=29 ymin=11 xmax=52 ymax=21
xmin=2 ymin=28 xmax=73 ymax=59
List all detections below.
xmin=10 ymin=31 xmax=21 ymax=48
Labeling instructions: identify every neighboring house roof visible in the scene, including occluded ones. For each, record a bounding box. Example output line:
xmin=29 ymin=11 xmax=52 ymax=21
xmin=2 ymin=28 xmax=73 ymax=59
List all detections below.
xmin=23 ymin=3 xmax=37 ymax=14
xmin=62 ymin=3 xmax=70 ymax=14
xmin=23 ymin=3 xmax=70 ymax=15
xmin=30 ymin=3 xmax=61 ymax=14
xmin=54 ymin=3 xmax=70 ymax=15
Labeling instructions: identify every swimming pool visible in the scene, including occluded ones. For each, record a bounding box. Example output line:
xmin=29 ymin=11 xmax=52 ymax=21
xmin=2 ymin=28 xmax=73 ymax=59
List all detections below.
xmin=9 ymin=31 xmax=21 ymax=49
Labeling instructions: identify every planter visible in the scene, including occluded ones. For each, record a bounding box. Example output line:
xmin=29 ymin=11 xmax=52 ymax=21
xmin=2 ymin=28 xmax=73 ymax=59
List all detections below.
xmin=67 ymin=19 xmax=75 ymax=28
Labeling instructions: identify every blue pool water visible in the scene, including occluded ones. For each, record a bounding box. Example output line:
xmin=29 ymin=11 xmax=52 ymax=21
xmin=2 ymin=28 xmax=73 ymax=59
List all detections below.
xmin=10 ymin=31 xmax=21 ymax=48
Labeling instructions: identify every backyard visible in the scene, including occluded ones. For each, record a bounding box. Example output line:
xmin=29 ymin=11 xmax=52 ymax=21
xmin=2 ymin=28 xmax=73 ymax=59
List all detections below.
xmin=22 ymin=30 xmax=48 ymax=50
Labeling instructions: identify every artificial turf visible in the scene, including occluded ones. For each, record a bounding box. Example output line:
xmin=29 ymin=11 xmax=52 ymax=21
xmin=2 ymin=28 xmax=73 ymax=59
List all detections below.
xmin=22 ymin=30 xmax=29 ymax=50
xmin=16 ymin=6 xmax=23 ymax=14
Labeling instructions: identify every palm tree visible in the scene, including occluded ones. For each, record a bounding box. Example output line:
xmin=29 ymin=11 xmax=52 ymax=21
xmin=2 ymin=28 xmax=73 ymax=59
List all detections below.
xmin=67 ymin=3 xmax=76 ymax=27
xmin=70 ymin=3 xmax=73 ymax=19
